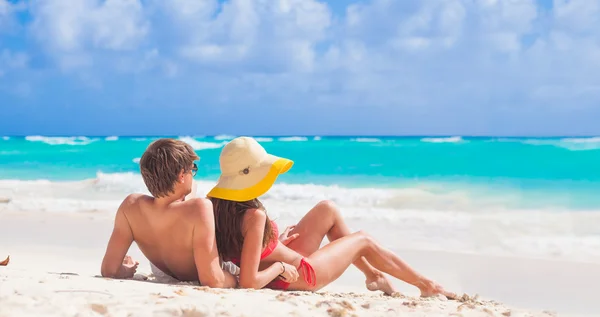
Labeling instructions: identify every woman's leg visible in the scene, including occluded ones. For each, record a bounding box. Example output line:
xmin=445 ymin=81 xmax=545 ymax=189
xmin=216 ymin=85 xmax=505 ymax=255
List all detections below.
xmin=287 ymin=231 xmax=456 ymax=299
xmin=283 ymin=200 xmax=396 ymax=294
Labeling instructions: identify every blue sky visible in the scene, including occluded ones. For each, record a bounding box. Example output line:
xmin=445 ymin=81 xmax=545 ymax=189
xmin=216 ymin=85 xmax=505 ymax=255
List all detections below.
xmin=1 ymin=0 xmax=599 ymax=136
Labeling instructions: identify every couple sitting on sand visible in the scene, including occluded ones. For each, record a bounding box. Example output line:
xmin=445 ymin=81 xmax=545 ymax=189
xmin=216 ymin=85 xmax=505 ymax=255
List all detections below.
xmin=100 ymin=137 xmax=456 ymax=298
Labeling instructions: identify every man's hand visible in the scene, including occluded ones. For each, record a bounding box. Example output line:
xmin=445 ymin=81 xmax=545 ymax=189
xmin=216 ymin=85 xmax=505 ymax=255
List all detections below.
xmin=279 ymin=225 xmax=299 ymax=246
xmin=116 ymin=255 xmax=139 ymax=279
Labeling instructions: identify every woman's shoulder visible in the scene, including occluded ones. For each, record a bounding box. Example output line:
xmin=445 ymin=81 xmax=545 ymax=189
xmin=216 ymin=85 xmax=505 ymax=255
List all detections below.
xmin=243 ymin=208 xmax=266 ymax=222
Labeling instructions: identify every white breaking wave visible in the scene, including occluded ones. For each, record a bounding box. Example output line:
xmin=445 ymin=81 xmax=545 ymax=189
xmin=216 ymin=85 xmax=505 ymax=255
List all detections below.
xmin=25 ymin=136 xmax=98 ymax=146
xmin=132 ymin=138 xmax=147 ymax=141
xmin=178 ymin=137 xmax=226 ymax=150
xmin=313 ymin=136 xmax=322 ymax=141
xmin=278 ymin=136 xmax=308 ymax=142
xmin=132 ymin=157 xmax=141 ymax=164
xmin=105 ymin=136 xmax=119 ymax=141
xmin=0 ymin=173 xmax=500 ymax=213
xmin=421 ymin=136 xmax=463 ymax=143
xmin=214 ymin=135 xmax=236 ymax=141
xmin=0 ymin=172 xmax=581 ymax=214
xmin=2 ymin=136 xmax=9 ymax=140
xmin=1 ymin=172 xmax=600 ymax=263
xmin=352 ymin=138 xmax=381 ymax=143
xmin=554 ymin=137 xmax=600 ymax=151
xmin=500 ymin=137 xmax=600 ymax=151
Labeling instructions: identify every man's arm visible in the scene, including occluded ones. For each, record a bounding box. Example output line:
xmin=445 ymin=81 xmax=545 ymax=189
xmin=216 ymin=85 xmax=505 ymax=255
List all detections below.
xmin=100 ymin=195 xmax=137 ymax=278
xmin=190 ymin=198 xmax=238 ymax=288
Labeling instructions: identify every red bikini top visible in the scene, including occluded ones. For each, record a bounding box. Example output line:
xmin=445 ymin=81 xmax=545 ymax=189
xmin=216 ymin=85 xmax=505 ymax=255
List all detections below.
xmin=230 ymin=220 xmax=279 ymax=265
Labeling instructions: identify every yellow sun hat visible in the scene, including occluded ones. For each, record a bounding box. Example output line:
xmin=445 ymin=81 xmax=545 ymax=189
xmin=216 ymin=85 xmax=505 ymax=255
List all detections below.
xmin=206 ymin=136 xmax=294 ymax=202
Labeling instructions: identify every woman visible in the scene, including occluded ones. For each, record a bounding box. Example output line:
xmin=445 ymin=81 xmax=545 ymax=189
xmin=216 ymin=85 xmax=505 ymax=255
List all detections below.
xmin=207 ymin=137 xmax=456 ymax=298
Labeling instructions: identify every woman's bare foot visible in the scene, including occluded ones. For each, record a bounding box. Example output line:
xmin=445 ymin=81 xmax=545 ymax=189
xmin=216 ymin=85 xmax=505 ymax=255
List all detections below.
xmin=365 ymin=272 xmax=397 ymax=295
xmin=417 ymin=279 xmax=457 ymax=300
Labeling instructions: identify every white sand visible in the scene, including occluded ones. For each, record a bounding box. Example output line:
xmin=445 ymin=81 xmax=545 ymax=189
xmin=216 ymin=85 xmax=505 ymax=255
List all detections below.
xmin=0 ymin=210 xmax=596 ymax=317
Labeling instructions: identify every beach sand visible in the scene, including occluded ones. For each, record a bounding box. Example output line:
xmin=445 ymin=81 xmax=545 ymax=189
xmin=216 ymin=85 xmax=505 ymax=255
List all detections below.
xmin=0 ymin=210 xmax=596 ymax=317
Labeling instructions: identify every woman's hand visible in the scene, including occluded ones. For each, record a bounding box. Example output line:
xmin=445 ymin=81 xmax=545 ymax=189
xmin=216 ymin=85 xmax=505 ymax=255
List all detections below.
xmin=279 ymin=225 xmax=299 ymax=246
xmin=278 ymin=262 xmax=299 ymax=283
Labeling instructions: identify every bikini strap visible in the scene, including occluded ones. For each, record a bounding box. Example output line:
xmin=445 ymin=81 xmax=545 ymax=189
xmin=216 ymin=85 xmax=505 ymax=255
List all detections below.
xmin=299 ymin=258 xmax=317 ymax=287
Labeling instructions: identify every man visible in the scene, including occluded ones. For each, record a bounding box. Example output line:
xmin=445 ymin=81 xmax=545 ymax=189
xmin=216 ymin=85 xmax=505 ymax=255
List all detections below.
xmin=100 ymin=138 xmax=299 ymax=287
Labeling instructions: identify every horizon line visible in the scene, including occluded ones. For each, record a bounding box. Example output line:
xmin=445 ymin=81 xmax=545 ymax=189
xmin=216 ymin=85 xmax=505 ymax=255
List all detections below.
xmin=2 ymin=134 xmax=600 ymax=138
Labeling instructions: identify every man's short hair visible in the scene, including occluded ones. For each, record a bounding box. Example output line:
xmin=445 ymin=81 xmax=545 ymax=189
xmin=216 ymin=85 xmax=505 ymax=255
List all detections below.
xmin=139 ymin=138 xmax=199 ymax=197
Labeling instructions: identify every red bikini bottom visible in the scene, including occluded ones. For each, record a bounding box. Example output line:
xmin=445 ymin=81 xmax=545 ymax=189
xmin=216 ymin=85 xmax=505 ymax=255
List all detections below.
xmin=266 ymin=258 xmax=316 ymax=290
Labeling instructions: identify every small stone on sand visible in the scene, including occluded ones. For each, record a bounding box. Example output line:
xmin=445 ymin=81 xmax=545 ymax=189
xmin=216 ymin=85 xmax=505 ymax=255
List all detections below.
xmin=90 ymin=303 xmax=108 ymax=315
xmin=327 ymin=307 xmax=348 ymax=317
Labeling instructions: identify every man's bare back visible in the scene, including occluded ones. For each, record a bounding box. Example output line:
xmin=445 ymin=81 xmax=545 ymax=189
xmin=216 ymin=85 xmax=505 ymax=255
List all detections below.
xmin=100 ymin=138 xmax=237 ymax=288
xmin=119 ymin=194 xmax=206 ymax=281
xmin=100 ymin=193 xmax=234 ymax=287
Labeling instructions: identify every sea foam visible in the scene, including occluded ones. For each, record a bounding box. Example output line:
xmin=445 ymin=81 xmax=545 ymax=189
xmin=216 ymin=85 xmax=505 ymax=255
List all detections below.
xmin=1 ymin=172 xmax=599 ymax=263
xmin=351 ymin=138 xmax=381 ymax=143
xmin=421 ymin=136 xmax=463 ymax=143
xmin=214 ymin=135 xmax=236 ymax=140
xmin=538 ymin=137 xmax=600 ymax=151
xmin=178 ymin=137 xmax=226 ymax=150
xmin=278 ymin=137 xmax=308 ymax=142
xmin=25 ymin=136 xmax=97 ymax=146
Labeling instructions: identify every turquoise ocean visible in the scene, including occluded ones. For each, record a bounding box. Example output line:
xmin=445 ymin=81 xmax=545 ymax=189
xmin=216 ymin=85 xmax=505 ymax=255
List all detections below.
xmin=1 ymin=135 xmax=600 ymax=209
xmin=2 ymin=135 xmax=600 ymax=262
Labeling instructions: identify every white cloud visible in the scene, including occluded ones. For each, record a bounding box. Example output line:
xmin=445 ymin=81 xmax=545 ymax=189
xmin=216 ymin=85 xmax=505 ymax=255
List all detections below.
xmin=169 ymin=0 xmax=331 ymax=72
xmin=2 ymin=0 xmax=600 ymax=134
xmin=30 ymin=0 xmax=149 ymax=69
xmin=222 ymin=0 xmax=599 ymax=115
xmin=554 ymin=0 xmax=600 ymax=33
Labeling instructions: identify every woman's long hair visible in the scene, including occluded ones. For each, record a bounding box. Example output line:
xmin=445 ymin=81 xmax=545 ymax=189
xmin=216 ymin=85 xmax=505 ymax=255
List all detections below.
xmin=209 ymin=197 xmax=276 ymax=261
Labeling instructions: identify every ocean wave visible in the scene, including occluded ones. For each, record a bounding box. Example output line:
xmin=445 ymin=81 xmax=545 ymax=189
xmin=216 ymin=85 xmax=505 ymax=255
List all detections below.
xmin=351 ymin=138 xmax=381 ymax=143
xmin=254 ymin=137 xmax=274 ymax=142
xmin=178 ymin=137 xmax=226 ymax=150
xmin=105 ymin=136 xmax=119 ymax=141
xmin=1 ymin=173 xmax=600 ymax=262
xmin=313 ymin=136 xmax=322 ymax=141
xmin=132 ymin=157 xmax=141 ymax=164
xmin=214 ymin=135 xmax=236 ymax=141
xmin=421 ymin=136 xmax=463 ymax=143
xmin=515 ymin=137 xmax=600 ymax=151
xmin=132 ymin=138 xmax=147 ymax=141
xmin=557 ymin=137 xmax=600 ymax=151
xmin=0 ymin=172 xmax=543 ymax=213
xmin=0 ymin=172 xmax=496 ymax=212
xmin=278 ymin=136 xmax=308 ymax=142
xmin=2 ymin=136 xmax=9 ymax=140
xmin=25 ymin=136 xmax=98 ymax=146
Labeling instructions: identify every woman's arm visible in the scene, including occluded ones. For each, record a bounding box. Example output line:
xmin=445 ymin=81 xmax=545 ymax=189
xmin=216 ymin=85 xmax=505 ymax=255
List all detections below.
xmin=237 ymin=208 xmax=284 ymax=289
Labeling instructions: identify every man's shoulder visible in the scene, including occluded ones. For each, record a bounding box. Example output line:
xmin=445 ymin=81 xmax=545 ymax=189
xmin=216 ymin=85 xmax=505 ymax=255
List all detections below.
xmin=180 ymin=197 xmax=214 ymax=219
xmin=120 ymin=193 xmax=147 ymax=208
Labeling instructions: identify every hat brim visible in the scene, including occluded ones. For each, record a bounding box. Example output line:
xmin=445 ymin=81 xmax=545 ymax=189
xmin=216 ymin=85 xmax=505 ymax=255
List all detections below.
xmin=207 ymin=155 xmax=293 ymax=202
